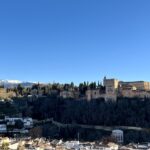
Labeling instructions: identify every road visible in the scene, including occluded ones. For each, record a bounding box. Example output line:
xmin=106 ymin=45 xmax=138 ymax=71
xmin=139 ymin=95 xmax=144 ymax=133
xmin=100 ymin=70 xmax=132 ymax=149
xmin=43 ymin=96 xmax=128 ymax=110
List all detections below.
xmin=34 ymin=118 xmax=150 ymax=132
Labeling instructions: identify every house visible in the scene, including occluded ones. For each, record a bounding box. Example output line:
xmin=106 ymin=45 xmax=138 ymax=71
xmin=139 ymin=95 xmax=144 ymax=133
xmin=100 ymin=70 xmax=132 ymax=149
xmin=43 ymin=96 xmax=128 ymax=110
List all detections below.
xmin=5 ymin=116 xmax=33 ymax=129
xmin=23 ymin=118 xmax=33 ymax=128
xmin=0 ymin=124 xmax=7 ymax=133
xmin=107 ymin=142 xmax=119 ymax=150
xmin=86 ymin=89 xmax=105 ymax=101
xmin=60 ymin=90 xmax=72 ymax=99
xmin=5 ymin=116 xmax=23 ymax=126
xmin=60 ymin=90 xmax=74 ymax=99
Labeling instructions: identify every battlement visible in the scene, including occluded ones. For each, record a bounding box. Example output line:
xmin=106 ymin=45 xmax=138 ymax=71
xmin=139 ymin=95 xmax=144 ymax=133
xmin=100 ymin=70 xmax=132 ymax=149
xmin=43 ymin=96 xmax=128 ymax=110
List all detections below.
xmin=103 ymin=77 xmax=150 ymax=101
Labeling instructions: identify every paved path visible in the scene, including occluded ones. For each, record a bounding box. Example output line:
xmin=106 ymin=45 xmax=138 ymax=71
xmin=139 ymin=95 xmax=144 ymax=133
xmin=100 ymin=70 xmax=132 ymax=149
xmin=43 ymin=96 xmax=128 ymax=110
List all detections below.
xmin=34 ymin=118 xmax=150 ymax=132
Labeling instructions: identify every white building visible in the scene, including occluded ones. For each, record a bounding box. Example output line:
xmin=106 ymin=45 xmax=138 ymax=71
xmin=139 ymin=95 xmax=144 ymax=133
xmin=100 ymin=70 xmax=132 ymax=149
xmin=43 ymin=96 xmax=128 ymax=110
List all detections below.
xmin=112 ymin=130 xmax=124 ymax=143
xmin=23 ymin=118 xmax=33 ymax=128
xmin=5 ymin=116 xmax=33 ymax=128
xmin=5 ymin=116 xmax=23 ymax=125
xmin=0 ymin=124 xmax=7 ymax=133
xmin=64 ymin=141 xmax=80 ymax=149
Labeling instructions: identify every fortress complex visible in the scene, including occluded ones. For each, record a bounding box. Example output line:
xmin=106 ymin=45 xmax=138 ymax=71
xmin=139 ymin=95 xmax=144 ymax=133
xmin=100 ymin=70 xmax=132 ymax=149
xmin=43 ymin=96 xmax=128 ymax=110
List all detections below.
xmin=119 ymin=81 xmax=150 ymax=91
xmin=86 ymin=77 xmax=150 ymax=101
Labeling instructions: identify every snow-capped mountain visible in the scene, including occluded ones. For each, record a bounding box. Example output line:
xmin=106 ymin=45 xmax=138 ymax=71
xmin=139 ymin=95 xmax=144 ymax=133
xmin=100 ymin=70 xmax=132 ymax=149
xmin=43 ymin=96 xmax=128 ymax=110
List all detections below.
xmin=0 ymin=80 xmax=35 ymax=88
xmin=1 ymin=80 xmax=22 ymax=84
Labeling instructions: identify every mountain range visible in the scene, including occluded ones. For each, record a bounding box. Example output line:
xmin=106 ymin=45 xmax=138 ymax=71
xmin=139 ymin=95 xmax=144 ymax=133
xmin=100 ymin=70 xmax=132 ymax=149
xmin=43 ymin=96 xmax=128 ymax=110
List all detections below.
xmin=0 ymin=80 xmax=35 ymax=88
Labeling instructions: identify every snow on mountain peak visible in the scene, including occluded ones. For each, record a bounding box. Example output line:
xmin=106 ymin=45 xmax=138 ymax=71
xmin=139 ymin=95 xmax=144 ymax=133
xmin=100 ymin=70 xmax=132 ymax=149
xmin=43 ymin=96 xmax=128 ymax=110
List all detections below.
xmin=5 ymin=80 xmax=22 ymax=84
xmin=0 ymin=79 xmax=35 ymax=88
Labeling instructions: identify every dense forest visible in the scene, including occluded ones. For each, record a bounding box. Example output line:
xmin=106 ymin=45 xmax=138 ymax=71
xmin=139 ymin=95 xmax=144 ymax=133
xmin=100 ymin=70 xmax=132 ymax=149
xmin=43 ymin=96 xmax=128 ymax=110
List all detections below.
xmin=1 ymin=97 xmax=150 ymax=143
xmin=26 ymin=97 xmax=150 ymax=143
xmin=18 ymin=97 xmax=150 ymax=128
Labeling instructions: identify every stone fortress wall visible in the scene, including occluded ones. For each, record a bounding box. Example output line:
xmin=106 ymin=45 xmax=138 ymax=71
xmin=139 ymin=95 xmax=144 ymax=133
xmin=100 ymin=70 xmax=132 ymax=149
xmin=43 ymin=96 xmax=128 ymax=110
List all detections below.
xmin=86 ymin=77 xmax=150 ymax=101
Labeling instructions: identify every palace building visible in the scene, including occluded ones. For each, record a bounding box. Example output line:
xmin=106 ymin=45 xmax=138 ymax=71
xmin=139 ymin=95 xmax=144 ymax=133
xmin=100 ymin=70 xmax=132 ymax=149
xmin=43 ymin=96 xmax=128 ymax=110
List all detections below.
xmin=86 ymin=77 xmax=150 ymax=101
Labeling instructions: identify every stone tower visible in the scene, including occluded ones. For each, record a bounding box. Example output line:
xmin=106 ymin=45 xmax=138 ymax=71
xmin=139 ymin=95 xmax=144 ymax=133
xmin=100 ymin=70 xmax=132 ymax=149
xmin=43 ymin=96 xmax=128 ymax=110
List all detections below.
xmin=103 ymin=77 xmax=119 ymax=101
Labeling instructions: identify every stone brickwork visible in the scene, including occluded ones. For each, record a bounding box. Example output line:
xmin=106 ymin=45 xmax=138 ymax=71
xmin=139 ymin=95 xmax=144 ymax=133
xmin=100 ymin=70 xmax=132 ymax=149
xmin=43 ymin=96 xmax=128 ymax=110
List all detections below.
xmin=104 ymin=77 xmax=150 ymax=101
xmin=86 ymin=77 xmax=150 ymax=101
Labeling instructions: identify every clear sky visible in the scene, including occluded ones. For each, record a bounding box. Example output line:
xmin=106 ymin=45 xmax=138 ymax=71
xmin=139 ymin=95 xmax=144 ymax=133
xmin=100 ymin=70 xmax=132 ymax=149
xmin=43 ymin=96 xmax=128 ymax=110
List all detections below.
xmin=0 ymin=0 xmax=150 ymax=84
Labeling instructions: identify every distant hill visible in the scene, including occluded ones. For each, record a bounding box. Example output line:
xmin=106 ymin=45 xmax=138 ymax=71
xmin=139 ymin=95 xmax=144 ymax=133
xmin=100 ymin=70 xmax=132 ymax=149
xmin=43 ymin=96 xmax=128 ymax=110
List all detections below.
xmin=0 ymin=80 xmax=35 ymax=88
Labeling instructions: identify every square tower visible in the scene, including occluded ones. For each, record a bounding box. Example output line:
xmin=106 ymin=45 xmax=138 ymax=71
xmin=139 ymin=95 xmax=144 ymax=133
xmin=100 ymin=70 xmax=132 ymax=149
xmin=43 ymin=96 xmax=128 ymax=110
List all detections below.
xmin=103 ymin=77 xmax=119 ymax=101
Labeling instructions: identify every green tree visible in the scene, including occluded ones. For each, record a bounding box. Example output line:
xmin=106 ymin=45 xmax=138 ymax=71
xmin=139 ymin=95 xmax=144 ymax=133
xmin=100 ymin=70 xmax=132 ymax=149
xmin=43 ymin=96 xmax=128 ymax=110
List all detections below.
xmin=17 ymin=84 xmax=24 ymax=95
xmin=1 ymin=143 xmax=9 ymax=150
xmin=15 ymin=120 xmax=24 ymax=129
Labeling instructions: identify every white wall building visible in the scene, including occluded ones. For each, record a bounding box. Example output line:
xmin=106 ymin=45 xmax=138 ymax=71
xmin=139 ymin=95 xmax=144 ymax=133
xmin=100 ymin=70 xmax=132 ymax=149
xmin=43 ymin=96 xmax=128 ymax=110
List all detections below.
xmin=112 ymin=130 xmax=124 ymax=143
xmin=23 ymin=118 xmax=33 ymax=128
xmin=5 ymin=116 xmax=23 ymax=125
xmin=0 ymin=124 xmax=7 ymax=133
xmin=5 ymin=116 xmax=33 ymax=129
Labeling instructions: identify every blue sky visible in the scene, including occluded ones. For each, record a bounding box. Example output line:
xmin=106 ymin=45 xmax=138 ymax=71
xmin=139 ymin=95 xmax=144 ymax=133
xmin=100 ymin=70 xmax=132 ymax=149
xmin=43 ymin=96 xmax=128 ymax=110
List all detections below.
xmin=0 ymin=0 xmax=150 ymax=84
